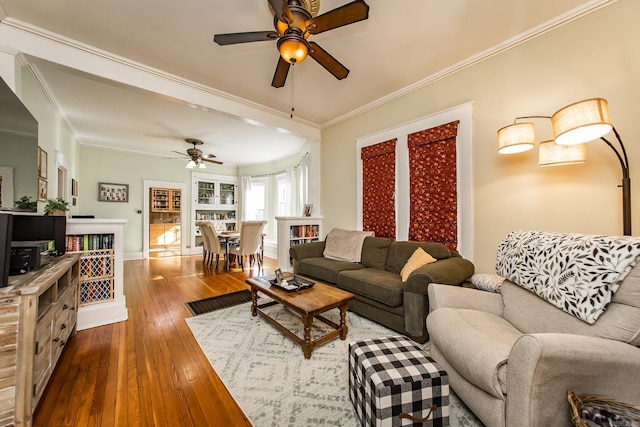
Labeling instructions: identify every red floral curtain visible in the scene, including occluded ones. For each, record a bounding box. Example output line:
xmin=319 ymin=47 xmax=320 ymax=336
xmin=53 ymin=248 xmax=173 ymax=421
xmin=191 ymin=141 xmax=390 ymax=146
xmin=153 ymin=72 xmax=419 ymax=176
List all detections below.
xmin=407 ymin=121 xmax=459 ymax=250
xmin=361 ymin=139 xmax=396 ymax=239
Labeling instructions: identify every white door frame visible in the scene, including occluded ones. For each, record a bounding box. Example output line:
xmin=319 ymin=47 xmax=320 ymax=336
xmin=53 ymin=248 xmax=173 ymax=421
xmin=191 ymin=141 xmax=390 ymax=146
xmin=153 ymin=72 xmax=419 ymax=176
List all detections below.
xmin=142 ymin=179 xmax=188 ymax=259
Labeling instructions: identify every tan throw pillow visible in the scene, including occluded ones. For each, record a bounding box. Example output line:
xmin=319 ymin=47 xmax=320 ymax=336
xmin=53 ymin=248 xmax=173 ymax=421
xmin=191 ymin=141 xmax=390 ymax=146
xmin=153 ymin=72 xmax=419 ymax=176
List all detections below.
xmin=400 ymin=247 xmax=437 ymax=282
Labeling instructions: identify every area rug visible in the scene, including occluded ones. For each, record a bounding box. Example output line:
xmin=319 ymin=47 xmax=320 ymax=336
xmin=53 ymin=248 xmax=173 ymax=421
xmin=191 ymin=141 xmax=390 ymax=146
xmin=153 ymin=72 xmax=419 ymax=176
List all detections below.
xmin=186 ymin=301 xmax=483 ymax=426
xmin=186 ymin=289 xmax=253 ymax=315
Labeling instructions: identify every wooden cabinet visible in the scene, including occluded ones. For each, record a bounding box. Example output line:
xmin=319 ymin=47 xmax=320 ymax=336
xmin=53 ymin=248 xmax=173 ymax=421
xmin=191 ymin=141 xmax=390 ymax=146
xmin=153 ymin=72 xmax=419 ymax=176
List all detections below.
xmin=151 ymin=188 xmax=181 ymax=212
xmin=276 ymin=216 xmax=323 ymax=272
xmin=149 ymin=224 xmax=181 ymax=248
xmin=0 ymin=253 xmax=80 ymax=427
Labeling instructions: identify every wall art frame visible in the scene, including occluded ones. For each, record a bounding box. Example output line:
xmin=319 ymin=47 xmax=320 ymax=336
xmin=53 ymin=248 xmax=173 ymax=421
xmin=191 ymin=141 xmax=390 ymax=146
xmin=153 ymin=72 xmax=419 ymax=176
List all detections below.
xmin=99 ymin=182 xmax=129 ymax=202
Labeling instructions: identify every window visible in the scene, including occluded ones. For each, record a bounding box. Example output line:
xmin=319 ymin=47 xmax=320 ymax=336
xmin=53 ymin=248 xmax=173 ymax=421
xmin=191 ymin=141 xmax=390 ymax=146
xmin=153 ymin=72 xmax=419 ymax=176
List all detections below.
xmin=356 ymin=102 xmax=473 ymax=260
xmin=245 ymin=177 xmax=267 ymax=220
xmin=275 ymin=173 xmax=289 ymax=216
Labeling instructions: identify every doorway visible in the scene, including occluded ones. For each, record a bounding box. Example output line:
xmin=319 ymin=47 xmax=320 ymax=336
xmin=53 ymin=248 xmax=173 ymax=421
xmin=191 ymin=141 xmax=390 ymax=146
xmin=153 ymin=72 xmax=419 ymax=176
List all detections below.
xmin=143 ymin=180 xmax=188 ymax=259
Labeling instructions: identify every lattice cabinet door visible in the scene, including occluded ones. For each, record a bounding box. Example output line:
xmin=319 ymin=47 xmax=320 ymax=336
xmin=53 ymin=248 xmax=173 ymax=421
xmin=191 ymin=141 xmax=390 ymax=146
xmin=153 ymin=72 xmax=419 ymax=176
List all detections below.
xmin=77 ymin=249 xmax=114 ymax=306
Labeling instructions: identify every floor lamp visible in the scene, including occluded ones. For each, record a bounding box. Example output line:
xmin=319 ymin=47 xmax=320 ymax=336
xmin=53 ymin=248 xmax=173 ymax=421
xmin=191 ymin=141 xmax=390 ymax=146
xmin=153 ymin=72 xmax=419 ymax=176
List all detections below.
xmin=498 ymin=98 xmax=631 ymax=236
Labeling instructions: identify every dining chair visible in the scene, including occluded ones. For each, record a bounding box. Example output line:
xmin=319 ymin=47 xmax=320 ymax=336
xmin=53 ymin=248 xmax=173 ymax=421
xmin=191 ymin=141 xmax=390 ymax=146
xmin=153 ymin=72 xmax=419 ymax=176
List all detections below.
xmin=229 ymin=220 xmax=266 ymax=271
xmin=197 ymin=221 xmax=223 ymax=269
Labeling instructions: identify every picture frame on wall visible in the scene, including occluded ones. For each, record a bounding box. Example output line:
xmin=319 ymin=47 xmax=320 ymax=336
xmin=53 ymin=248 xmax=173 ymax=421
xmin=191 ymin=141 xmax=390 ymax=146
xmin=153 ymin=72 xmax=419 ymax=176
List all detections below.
xmin=71 ymin=178 xmax=78 ymax=197
xmin=98 ymin=182 xmax=129 ymax=202
xmin=38 ymin=177 xmax=47 ymax=201
xmin=303 ymin=203 xmax=313 ymax=217
xmin=38 ymin=147 xmax=48 ymax=179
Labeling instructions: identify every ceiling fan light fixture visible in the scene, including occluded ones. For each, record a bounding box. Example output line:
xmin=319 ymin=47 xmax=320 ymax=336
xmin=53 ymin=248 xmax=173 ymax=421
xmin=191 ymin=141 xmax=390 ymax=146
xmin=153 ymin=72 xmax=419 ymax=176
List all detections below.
xmin=198 ymin=161 xmax=206 ymax=169
xmin=186 ymin=160 xmax=196 ymax=169
xmin=278 ymin=34 xmax=309 ymax=64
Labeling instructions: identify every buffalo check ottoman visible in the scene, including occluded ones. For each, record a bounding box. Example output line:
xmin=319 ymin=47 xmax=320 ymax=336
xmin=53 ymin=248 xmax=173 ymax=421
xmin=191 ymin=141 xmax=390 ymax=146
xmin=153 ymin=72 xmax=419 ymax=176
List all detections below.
xmin=348 ymin=336 xmax=449 ymax=426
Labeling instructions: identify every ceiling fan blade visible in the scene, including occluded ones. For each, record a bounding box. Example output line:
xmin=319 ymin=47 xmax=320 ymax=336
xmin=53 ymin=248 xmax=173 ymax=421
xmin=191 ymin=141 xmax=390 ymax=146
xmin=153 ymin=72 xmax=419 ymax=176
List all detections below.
xmin=306 ymin=0 xmax=369 ymax=35
xmin=268 ymin=0 xmax=294 ymax=24
xmin=202 ymin=154 xmax=217 ymax=159
xmin=202 ymin=158 xmax=224 ymax=165
xmin=308 ymin=42 xmax=349 ymax=80
xmin=271 ymin=56 xmax=291 ymax=88
xmin=213 ymin=31 xmax=278 ymax=45
xmin=171 ymin=150 xmax=188 ymax=157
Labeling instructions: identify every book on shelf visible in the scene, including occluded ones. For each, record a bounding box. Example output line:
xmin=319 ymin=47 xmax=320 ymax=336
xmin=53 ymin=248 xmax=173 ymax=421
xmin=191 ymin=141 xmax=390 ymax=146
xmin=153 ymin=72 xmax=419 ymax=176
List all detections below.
xmin=66 ymin=233 xmax=114 ymax=252
xmin=289 ymin=224 xmax=319 ymax=239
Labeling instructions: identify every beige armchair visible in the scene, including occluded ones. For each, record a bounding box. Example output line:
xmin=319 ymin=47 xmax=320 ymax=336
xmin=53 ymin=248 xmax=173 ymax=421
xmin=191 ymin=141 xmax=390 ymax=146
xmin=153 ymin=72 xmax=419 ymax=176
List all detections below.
xmin=426 ymin=231 xmax=640 ymax=427
xmin=230 ymin=220 xmax=266 ymax=271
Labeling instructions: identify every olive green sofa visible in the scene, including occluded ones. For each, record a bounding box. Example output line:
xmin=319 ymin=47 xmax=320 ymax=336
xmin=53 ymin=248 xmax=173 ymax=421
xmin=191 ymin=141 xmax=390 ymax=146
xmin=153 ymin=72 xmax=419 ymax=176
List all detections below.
xmin=289 ymin=236 xmax=474 ymax=342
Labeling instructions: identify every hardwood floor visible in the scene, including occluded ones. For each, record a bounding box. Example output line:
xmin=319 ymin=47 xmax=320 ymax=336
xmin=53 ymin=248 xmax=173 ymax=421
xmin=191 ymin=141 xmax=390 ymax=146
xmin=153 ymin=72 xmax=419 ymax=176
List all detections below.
xmin=33 ymin=255 xmax=275 ymax=426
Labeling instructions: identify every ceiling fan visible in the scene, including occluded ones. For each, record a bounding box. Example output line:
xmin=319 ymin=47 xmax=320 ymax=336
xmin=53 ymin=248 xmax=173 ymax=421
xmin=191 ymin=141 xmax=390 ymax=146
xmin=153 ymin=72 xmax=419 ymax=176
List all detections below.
xmin=213 ymin=0 xmax=370 ymax=88
xmin=171 ymin=138 xmax=223 ymax=168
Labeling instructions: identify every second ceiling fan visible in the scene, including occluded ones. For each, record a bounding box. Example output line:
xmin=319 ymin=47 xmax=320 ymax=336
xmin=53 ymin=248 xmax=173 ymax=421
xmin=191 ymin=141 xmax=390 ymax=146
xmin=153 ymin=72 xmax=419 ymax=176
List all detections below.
xmin=213 ymin=0 xmax=369 ymax=88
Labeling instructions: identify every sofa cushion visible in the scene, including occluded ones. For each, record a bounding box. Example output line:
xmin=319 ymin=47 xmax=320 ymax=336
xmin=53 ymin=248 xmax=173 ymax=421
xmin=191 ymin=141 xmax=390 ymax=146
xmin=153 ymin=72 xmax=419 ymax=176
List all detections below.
xmin=502 ymin=279 xmax=640 ymax=346
xmin=428 ymin=307 xmax=522 ymax=398
xmin=337 ymin=268 xmax=404 ymax=307
xmin=296 ymin=257 xmax=365 ymax=284
xmin=386 ymin=241 xmax=451 ymax=274
xmin=360 ymin=237 xmax=391 ymax=270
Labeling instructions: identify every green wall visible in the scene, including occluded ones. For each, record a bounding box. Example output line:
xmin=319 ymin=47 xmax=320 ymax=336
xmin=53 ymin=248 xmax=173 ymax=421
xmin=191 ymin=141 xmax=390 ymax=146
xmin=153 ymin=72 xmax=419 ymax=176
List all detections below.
xmin=78 ymin=145 xmax=238 ymax=254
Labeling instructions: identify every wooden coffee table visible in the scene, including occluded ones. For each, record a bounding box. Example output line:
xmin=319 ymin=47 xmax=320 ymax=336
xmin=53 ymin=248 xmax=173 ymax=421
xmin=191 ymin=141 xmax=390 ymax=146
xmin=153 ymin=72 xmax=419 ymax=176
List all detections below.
xmin=246 ymin=276 xmax=355 ymax=359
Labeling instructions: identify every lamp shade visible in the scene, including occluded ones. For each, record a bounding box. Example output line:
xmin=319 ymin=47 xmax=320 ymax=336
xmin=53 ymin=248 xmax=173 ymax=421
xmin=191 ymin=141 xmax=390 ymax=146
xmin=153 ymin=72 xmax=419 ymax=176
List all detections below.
xmin=186 ymin=160 xmax=196 ymax=169
xmin=497 ymin=123 xmax=535 ymax=154
xmin=538 ymin=140 xmax=586 ymax=167
xmin=552 ymin=98 xmax=612 ymax=145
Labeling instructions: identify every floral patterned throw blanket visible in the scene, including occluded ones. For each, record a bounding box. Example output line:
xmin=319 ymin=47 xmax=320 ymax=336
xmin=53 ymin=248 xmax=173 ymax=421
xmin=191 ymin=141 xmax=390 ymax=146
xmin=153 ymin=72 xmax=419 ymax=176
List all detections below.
xmin=496 ymin=230 xmax=640 ymax=324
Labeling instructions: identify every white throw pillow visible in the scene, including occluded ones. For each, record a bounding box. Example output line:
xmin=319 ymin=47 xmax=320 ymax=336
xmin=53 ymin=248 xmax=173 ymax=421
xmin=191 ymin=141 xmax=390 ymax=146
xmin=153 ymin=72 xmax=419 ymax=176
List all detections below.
xmin=470 ymin=273 xmax=504 ymax=293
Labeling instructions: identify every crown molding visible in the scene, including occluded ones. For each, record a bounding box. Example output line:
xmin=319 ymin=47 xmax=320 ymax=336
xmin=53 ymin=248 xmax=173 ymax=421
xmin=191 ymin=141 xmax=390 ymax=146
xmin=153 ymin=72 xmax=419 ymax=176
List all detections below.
xmin=321 ymin=0 xmax=617 ymax=129
xmin=0 ymin=17 xmax=321 ymax=140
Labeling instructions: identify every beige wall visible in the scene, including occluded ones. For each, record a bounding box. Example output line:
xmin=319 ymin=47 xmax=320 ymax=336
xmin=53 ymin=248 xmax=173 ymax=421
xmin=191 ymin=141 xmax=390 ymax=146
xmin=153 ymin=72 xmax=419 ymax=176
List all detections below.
xmin=320 ymin=0 xmax=640 ymax=273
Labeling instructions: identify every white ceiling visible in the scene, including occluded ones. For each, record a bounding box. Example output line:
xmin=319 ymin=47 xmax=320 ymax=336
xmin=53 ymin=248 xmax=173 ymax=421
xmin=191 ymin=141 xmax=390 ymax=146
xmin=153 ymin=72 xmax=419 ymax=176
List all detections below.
xmin=0 ymin=0 xmax=607 ymax=166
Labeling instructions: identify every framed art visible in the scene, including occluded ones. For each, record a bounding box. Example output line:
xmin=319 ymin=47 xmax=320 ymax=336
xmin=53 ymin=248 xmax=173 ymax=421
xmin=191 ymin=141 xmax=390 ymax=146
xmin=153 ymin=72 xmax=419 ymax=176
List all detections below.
xmin=71 ymin=178 xmax=78 ymax=197
xmin=99 ymin=182 xmax=129 ymax=202
xmin=38 ymin=177 xmax=47 ymax=201
xmin=303 ymin=203 xmax=313 ymax=217
xmin=38 ymin=147 xmax=48 ymax=179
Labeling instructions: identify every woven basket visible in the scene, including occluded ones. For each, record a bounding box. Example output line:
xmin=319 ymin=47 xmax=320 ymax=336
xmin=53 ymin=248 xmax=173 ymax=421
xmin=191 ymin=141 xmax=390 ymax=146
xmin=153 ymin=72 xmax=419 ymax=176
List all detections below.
xmin=568 ymin=390 xmax=640 ymax=427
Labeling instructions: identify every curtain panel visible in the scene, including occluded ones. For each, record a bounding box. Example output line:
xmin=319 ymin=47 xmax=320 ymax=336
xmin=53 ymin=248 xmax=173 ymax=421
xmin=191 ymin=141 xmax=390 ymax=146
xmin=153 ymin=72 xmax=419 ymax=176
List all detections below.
xmin=361 ymin=139 xmax=397 ymax=239
xmin=407 ymin=121 xmax=459 ymax=250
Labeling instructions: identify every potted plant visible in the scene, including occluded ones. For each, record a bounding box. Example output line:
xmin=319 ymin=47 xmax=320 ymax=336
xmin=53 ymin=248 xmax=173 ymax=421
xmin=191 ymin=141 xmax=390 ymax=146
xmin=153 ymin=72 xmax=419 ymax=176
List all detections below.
xmin=14 ymin=195 xmax=37 ymax=211
xmin=44 ymin=197 xmax=70 ymax=216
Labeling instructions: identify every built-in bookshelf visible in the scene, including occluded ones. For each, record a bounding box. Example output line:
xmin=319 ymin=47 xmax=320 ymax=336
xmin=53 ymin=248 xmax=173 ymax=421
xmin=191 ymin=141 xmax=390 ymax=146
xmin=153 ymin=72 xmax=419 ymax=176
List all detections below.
xmin=191 ymin=173 xmax=238 ymax=252
xmin=276 ymin=216 xmax=323 ymax=272
xmin=66 ymin=219 xmax=128 ymax=330
xmin=66 ymin=233 xmax=114 ymax=306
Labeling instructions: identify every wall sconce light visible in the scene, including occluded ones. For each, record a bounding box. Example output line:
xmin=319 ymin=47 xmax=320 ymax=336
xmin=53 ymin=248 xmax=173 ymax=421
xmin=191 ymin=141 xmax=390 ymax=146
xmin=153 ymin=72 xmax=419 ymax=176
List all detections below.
xmin=498 ymin=98 xmax=631 ymax=235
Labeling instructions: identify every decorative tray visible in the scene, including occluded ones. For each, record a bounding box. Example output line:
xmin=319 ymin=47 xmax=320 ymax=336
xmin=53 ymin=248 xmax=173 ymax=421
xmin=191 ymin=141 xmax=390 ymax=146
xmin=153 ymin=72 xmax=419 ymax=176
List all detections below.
xmin=268 ymin=276 xmax=315 ymax=292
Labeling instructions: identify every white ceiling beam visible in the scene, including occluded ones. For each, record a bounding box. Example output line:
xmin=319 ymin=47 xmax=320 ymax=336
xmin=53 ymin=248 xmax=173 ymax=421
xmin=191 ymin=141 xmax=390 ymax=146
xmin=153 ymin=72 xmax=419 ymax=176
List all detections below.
xmin=0 ymin=18 xmax=321 ymax=141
